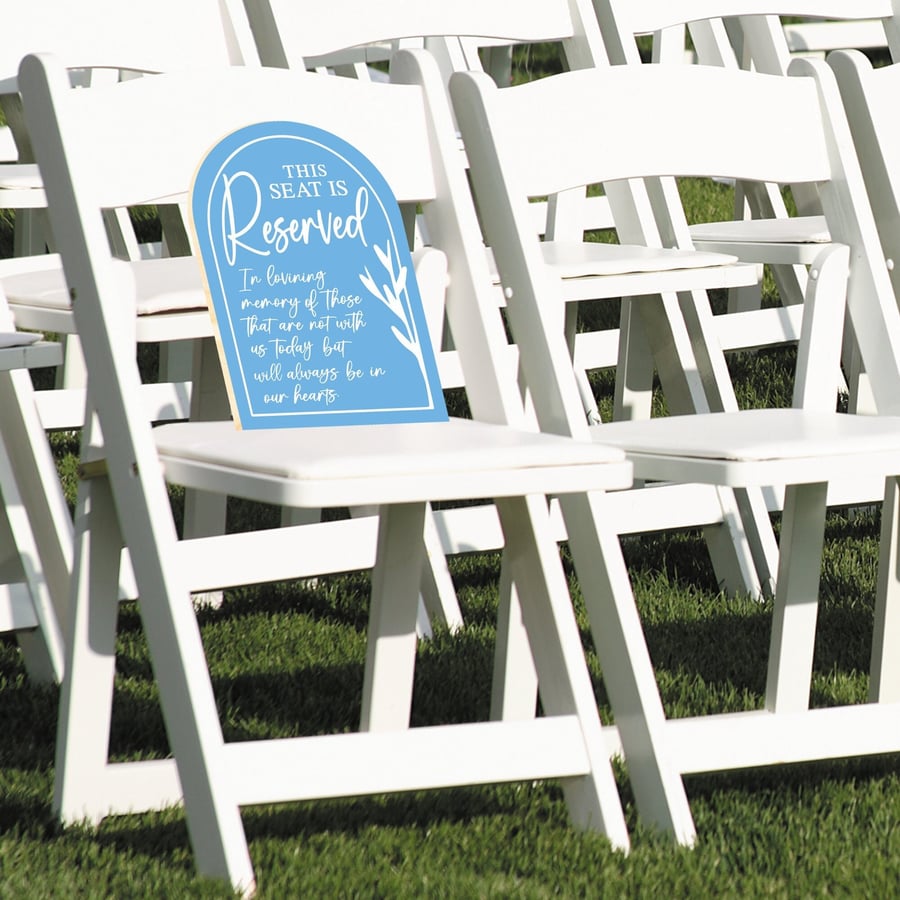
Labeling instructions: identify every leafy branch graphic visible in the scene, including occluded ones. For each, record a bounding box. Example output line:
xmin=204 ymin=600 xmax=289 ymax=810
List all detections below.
xmin=359 ymin=241 xmax=430 ymax=390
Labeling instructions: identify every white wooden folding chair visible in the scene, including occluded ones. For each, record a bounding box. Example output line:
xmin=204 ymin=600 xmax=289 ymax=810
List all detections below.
xmin=452 ymin=56 xmax=900 ymax=813
xmin=242 ymin=0 xmax=784 ymax=605
xmin=0 ymin=309 xmax=70 ymax=683
xmin=591 ymin=1 xmax=900 ymax=421
xmin=0 ymin=0 xmax=264 ymax=614
xmin=20 ymin=51 xmax=703 ymax=893
xmin=0 ymin=0 xmax=259 ymax=397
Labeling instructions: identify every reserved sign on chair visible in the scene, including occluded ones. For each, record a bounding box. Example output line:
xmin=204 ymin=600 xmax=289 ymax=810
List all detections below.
xmin=191 ymin=121 xmax=447 ymax=428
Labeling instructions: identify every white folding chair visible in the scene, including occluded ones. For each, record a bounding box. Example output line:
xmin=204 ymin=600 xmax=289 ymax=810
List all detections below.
xmin=0 ymin=309 xmax=70 ymax=683
xmin=452 ymin=56 xmax=900 ymax=814
xmin=0 ymin=0 xmax=264 ymax=614
xmin=591 ymin=2 xmax=900 ymax=413
xmin=243 ymin=0 xmax=785 ymax=605
xmin=0 ymin=0 xmax=259 ymax=398
xmin=20 ymin=51 xmax=700 ymax=893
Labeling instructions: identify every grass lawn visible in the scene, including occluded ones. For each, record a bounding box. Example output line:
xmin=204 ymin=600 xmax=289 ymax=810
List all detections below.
xmin=1 ymin=43 xmax=899 ymax=899
xmin=1 ymin=509 xmax=898 ymax=897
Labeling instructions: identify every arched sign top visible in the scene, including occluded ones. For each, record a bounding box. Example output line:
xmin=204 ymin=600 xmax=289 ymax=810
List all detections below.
xmin=190 ymin=121 xmax=448 ymax=429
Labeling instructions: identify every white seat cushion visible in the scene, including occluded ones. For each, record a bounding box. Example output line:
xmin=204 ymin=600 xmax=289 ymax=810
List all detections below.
xmin=542 ymin=240 xmax=738 ymax=278
xmin=0 ymin=163 xmax=42 ymax=189
xmin=154 ymin=416 xmax=634 ymax=506
xmin=487 ymin=240 xmax=739 ymax=285
xmin=593 ymin=408 xmax=900 ymax=461
xmin=592 ymin=408 xmax=900 ymax=488
xmin=3 ymin=255 xmax=206 ymax=315
xmin=689 ymin=214 xmax=830 ymax=244
xmin=0 ymin=331 xmax=42 ymax=348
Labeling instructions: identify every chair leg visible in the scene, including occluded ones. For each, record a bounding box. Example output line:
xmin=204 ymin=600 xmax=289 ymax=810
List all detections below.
xmin=64 ymin=400 xmax=256 ymax=892
xmin=565 ymin=302 xmax=603 ymax=425
xmin=870 ymin=476 xmax=900 ymax=703
xmin=53 ymin=475 xmax=125 ymax=824
xmin=0 ymin=506 xmax=60 ymax=683
xmin=378 ymin=500 xmax=463 ymax=636
xmin=128 ymin=518 xmax=255 ymax=892
xmin=360 ymin=502 xmax=428 ymax=732
xmin=0 ymin=367 xmax=73 ymax=681
xmin=183 ymin=336 xmax=231 ymax=608
xmin=765 ymin=481 xmax=828 ymax=714
xmin=558 ymin=489 xmax=696 ymax=847
xmin=417 ymin=504 xmax=464 ymax=633
xmin=705 ymin=485 xmax=777 ymax=600
xmin=496 ymin=493 xmax=631 ymax=849
xmin=612 ymin=297 xmax=655 ymax=424
xmin=490 ymin=556 xmax=538 ymax=721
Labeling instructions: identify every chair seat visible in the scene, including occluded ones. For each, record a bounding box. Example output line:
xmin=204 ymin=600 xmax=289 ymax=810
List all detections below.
xmin=154 ymin=416 xmax=634 ymax=508
xmin=0 ymin=330 xmax=41 ymax=349
xmin=592 ymin=408 xmax=900 ymax=487
xmin=0 ymin=163 xmax=42 ymax=189
xmin=543 ymin=240 xmax=739 ymax=277
xmin=689 ymin=214 xmax=830 ymax=244
xmin=4 ymin=255 xmax=206 ymax=315
xmin=487 ymin=240 xmax=740 ymax=286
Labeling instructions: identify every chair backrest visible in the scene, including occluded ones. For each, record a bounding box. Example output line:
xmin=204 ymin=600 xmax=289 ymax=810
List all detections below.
xmin=0 ymin=0 xmax=257 ymax=80
xmin=593 ymin=1 xmax=900 ymax=70
xmin=0 ymin=0 xmax=259 ymax=258
xmin=589 ymin=1 xmax=900 ymax=266
xmin=239 ymin=0 xmax=626 ymax=384
xmin=829 ymin=49 xmax=900 ymax=305
xmin=450 ymin=60 xmax=900 ymax=426
xmin=242 ymin=0 xmax=607 ymax=72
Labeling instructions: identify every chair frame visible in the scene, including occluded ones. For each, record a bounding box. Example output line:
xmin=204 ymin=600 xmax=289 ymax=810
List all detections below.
xmin=451 ymin=54 xmax=900 ymax=804
xmin=20 ymin=50 xmax=698 ymax=892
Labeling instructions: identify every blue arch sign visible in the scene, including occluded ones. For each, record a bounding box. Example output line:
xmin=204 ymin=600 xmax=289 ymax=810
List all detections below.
xmin=190 ymin=121 xmax=447 ymax=429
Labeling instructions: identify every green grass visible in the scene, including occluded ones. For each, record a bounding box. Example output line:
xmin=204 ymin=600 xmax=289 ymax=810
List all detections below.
xmin=1 ymin=510 xmax=897 ymax=897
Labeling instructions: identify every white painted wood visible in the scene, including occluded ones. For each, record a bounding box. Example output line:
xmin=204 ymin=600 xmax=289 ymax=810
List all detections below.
xmin=765 ymin=482 xmax=828 ymax=713
xmin=360 ymin=503 xmax=429 ymax=732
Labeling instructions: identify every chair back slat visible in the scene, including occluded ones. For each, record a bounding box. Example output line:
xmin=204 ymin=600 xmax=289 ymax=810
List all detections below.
xmin=616 ymin=0 xmax=896 ymax=38
xmin=44 ymin=67 xmax=435 ymax=211
xmin=244 ymin=0 xmax=587 ymax=65
xmin=0 ymin=0 xmax=257 ymax=75
xmin=462 ymin=65 xmax=832 ymax=200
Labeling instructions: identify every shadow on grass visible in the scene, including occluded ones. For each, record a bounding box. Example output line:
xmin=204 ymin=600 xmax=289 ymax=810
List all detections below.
xmin=104 ymin=618 xmax=497 ymax=759
xmin=683 ymin=751 xmax=900 ymax=810
xmin=636 ymin=595 xmax=875 ymax=717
